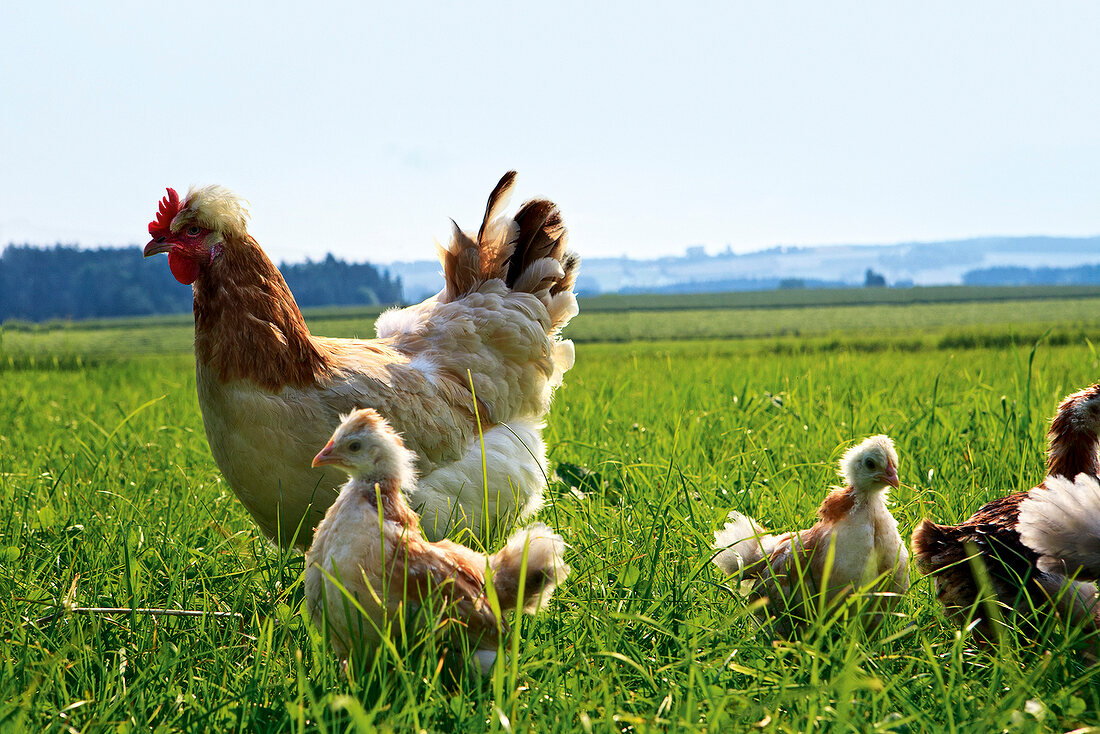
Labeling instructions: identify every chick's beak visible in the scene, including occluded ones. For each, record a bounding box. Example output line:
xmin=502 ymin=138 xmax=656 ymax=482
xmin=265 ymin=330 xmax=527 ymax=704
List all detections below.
xmin=144 ymin=237 xmax=173 ymax=256
xmin=880 ymin=462 xmax=900 ymax=489
xmin=312 ymin=440 xmax=340 ymax=468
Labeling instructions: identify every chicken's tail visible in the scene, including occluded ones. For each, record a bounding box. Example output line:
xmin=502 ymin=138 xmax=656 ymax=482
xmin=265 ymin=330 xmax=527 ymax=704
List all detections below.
xmin=910 ymin=519 xmax=967 ymax=575
xmin=713 ymin=512 xmax=775 ymax=575
xmin=488 ymin=523 xmax=571 ymax=613
xmin=439 ymin=171 xmax=580 ymax=336
xmin=1019 ymin=474 xmax=1100 ymax=579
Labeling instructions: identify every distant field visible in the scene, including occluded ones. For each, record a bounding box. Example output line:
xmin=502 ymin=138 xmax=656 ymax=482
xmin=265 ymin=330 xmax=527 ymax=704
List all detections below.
xmin=578 ymin=283 xmax=1100 ymax=312
xmin=3 ymin=289 xmax=1100 ymax=730
xmin=4 ymin=287 xmax=1100 ymax=364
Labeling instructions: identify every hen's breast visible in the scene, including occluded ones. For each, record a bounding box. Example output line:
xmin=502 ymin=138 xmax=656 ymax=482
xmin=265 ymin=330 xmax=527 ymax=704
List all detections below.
xmin=196 ymin=361 xmax=343 ymax=545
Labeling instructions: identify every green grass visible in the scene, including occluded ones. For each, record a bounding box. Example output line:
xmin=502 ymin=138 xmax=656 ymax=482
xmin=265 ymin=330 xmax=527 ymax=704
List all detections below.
xmin=3 ymin=294 xmax=1100 ymax=731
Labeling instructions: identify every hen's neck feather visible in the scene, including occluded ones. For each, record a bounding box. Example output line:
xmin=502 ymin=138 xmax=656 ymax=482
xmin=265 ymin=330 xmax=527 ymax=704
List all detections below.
xmin=193 ymin=235 xmax=332 ymax=390
xmin=1047 ymin=399 xmax=1100 ymax=479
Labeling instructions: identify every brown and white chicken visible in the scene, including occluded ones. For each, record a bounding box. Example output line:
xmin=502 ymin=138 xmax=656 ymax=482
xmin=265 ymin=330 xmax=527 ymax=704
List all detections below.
xmin=143 ymin=173 xmax=578 ymax=547
xmin=911 ymin=383 xmax=1100 ymax=640
xmin=712 ymin=435 xmax=909 ymax=634
xmin=304 ymin=408 xmax=570 ymax=671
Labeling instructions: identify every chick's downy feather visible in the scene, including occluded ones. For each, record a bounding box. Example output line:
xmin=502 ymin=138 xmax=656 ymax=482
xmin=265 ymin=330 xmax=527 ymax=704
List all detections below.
xmin=304 ymin=409 xmax=569 ymax=667
xmin=713 ymin=435 xmax=909 ymax=635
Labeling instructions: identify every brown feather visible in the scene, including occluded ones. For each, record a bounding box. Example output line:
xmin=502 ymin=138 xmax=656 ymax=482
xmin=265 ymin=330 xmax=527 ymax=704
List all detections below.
xmin=817 ymin=487 xmax=856 ymax=523
xmin=1047 ymin=383 xmax=1100 ymax=479
xmin=193 ymin=233 xmax=332 ymax=390
xmin=507 ymin=200 xmax=567 ymax=289
xmin=477 ymin=171 xmax=517 ymax=246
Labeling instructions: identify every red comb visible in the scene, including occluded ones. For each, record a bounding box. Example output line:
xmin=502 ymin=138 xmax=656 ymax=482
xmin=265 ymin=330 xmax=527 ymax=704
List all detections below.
xmin=148 ymin=188 xmax=181 ymax=239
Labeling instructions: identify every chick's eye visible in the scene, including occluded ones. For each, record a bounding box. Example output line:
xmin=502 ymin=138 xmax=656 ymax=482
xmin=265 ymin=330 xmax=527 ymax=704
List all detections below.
xmin=348 ymin=440 xmax=362 ymax=452
xmin=186 ymin=226 xmax=202 ymax=236
xmin=863 ymin=458 xmax=876 ymax=469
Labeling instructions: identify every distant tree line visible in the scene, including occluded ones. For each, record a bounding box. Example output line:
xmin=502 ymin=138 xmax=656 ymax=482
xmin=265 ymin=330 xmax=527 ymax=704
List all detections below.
xmin=0 ymin=245 xmax=402 ymax=322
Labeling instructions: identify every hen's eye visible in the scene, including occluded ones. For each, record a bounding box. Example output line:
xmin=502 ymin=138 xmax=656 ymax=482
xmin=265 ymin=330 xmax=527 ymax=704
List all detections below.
xmin=863 ymin=457 xmax=876 ymax=469
xmin=348 ymin=440 xmax=362 ymax=452
xmin=186 ymin=226 xmax=202 ymax=236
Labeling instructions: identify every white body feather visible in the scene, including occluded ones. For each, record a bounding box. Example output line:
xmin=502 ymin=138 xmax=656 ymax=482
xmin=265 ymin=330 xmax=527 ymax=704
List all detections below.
xmin=713 ymin=512 xmax=773 ymax=574
xmin=1019 ymin=473 xmax=1100 ymax=577
xmin=304 ymin=482 xmax=400 ymax=658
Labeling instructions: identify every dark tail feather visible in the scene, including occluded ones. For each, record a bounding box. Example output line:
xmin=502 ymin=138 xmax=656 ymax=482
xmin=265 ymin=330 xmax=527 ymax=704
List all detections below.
xmin=438 ymin=172 xmax=580 ymax=335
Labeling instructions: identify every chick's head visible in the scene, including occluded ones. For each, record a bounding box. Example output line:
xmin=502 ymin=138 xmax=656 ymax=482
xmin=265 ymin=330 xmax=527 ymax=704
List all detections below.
xmin=312 ymin=408 xmax=416 ymax=490
xmin=840 ymin=434 xmax=899 ymax=494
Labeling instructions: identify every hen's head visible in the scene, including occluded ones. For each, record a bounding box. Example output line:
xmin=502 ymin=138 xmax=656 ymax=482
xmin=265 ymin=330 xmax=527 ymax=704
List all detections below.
xmin=143 ymin=186 xmax=250 ymax=285
xmin=840 ymin=435 xmax=899 ymax=494
xmin=312 ymin=408 xmax=416 ymax=490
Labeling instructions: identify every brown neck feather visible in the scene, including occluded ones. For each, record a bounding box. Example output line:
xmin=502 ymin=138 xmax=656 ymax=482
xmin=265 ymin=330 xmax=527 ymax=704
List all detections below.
xmin=817 ymin=487 xmax=856 ymax=523
xmin=1047 ymin=401 xmax=1100 ymax=479
xmin=193 ymin=235 xmax=332 ymax=390
xmin=362 ymin=477 xmax=420 ymax=528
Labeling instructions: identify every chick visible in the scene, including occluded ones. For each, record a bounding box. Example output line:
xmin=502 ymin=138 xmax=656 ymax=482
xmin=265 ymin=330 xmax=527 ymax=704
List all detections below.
xmin=304 ymin=408 xmax=570 ymax=672
xmin=713 ymin=435 xmax=909 ymax=634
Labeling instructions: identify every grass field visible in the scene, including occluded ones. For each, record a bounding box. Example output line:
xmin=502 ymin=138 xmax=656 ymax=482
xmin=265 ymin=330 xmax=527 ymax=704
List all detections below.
xmin=3 ymin=290 xmax=1100 ymax=731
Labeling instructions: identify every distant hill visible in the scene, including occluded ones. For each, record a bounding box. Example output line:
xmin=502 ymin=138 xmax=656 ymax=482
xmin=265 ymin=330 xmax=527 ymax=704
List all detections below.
xmin=388 ymin=235 xmax=1100 ymax=300
xmin=963 ymin=263 xmax=1100 ymax=286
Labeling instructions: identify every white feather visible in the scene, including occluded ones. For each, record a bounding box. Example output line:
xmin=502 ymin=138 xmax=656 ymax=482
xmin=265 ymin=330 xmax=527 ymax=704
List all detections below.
xmin=713 ymin=511 xmax=770 ymax=574
xmin=1020 ymin=473 xmax=1100 ymax=575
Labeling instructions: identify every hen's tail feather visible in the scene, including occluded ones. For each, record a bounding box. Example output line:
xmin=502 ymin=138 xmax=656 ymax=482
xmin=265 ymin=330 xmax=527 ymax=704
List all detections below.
xmin=1019 ymin=474 xmax=1100 ymax=579
xmin=489 ymin=523 xmax=571 ymax=613
xmin=508 ymin=200 xmax=565 ymax=286
xmin=478 ymin=170 xmax=518 ymax=248
xmin=439 ymin=172 xmax=581 ymax=335
xmin=713 ymin=512 xmax=772 ymax=575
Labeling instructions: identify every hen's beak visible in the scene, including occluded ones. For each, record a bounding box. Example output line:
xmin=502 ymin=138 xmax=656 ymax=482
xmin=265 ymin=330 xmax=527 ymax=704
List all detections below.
xmin=144 ymin=237 xmax=172 ymax=256
xmin=880 ymin=462 xmax=900 ymax=489
xmin=312 ymin=440 xmax=341 ymax=468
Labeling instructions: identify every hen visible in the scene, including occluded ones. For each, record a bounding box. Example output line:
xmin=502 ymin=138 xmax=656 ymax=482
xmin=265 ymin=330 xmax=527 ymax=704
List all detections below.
xmin=143 ymin=172 xmax=579 ymax=547
xmin=304 ymin=408 xmax=569 ymax=670
xmin=713 ymin=435 xmax=909 ymax=635
xmin=911 ymin=383 xmax=1100 ymax=640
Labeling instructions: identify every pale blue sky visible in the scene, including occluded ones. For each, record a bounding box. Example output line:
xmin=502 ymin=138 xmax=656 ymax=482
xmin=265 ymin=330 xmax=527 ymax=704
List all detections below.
xmin=2 ymin=1 xmax=1098 ymax=263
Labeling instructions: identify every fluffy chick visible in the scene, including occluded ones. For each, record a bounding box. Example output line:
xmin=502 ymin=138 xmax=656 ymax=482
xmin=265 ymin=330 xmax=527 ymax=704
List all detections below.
xmin=713 ymin=435 xmax=909 ymax=634
xmin=304 ymin=408 xmax=570 ymax=672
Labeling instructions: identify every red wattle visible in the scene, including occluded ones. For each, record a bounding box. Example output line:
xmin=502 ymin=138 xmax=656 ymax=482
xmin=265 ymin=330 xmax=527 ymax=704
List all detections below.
xmin=168 ymin=251 xmax=200 ymax=285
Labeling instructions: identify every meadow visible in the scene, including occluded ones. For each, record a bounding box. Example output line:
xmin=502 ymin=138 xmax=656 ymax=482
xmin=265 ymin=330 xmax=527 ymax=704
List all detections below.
xmin=3 ymin=288 xmax=1100 ymax=731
